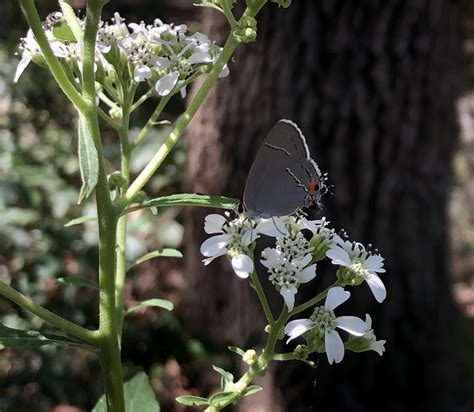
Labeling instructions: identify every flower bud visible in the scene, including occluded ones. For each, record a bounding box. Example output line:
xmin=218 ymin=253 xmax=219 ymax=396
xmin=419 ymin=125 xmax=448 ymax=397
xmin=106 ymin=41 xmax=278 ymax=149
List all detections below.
xmin=242 ymin=349 xmax=257 ymax=365
xmin=233 ymin=16 xmax=257 ymax=43
xmin=108 ymin=172 xmax=127 ymax=189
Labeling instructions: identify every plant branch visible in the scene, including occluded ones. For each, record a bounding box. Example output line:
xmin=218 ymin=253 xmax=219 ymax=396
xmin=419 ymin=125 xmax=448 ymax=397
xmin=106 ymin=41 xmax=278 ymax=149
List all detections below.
xmin=0 ymin=281 xmax=98 ymax=345
xmin=120 ymin=34 xmax=240 ymax=207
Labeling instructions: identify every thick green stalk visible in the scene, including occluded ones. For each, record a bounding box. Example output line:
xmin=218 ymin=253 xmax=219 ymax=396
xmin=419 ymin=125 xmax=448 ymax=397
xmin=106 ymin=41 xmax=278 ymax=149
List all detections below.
xmin=19 ymin=0 xmax=87 ymax=113
xmin=120 ymin=34 xmax=240 ymax=208
xmin=82 ymin=3 xmax=124 ymax=411
xmin=0 ymin=281 xmax=98 ymax=345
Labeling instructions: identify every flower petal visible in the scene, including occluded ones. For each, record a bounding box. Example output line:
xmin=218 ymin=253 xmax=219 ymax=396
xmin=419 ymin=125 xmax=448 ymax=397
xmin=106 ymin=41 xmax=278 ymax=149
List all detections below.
xmin=298 ymin=263 xmax=317 ymax=283
xmin=335 ymin=316 xmax=366 ymax=336
xmin=260 ymin=247 xmax=282 ymax=268
xmin=256 ymin=218 xmax=288 ymax=237
xmin=134 ymin=65 xmax=152 ymax=82
xmin=325 ymin=287 xmax=350 ymax=310
xmin=14 ymin=56 xmax=32 ymax=83
xmin=204 ymin=214 xmax=227 ymax=234
xmin=293 ymin=253 xmax=312 ymax=268
xmin=156 ymin=71 xmax=179 ymax=96
xmin=200 ymin=234 xmax=231 ymax=257
xmin=284 ymin=319 xmax=313 ymax=343
xmin=231 ymin=254 xmax=253 ymax=278
xmin=325 ymin=330 xmax=345 ymax=364
xmin=280 ymin=285 xmax=297 ymax=311
xmin=326 ymin=245 xmax=351 ymax=267
xmin=202 ymin=249 xmax=227 ymax=265
xmin=241 ymin=228 xmax=258 ymax=246
xmin=188 ymin=51 xmax=212 ymax=64
xmin=365 ymin=255 xmax=386 ymax=273
xmin=365 ymin=273 xmax=387 ymax=303
xmin=219 ymin=64 xmax=230 ymax=78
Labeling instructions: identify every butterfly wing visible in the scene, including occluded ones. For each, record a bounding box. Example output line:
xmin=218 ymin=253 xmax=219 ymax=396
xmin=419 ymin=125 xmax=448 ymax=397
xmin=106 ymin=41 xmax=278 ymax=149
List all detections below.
xmin=242 ymin=120 xmax=321 ymax=218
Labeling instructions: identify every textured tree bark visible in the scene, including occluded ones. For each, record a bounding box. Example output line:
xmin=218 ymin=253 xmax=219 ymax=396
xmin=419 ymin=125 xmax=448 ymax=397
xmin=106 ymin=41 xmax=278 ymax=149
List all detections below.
xmin=183 ymin=1 xmax=472 ymax=411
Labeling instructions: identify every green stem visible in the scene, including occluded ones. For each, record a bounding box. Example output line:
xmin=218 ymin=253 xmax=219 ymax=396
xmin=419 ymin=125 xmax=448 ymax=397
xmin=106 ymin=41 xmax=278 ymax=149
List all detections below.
xmin=249 ymin=271 xmax=274 ymax=325
xmin=115 ymin=87 xmax=134 ymax=340
xmin=82 ymin=2 xmax=124 ymax=411
xmin=130 ymin=94 xmax=171 ymax=150
xmin=130 ymin=88 xmax=155 ymax=112
xmin=130 ymin=70 xmax=201 ymax=151
xmin=291 ymin=285 xmax=332 ymax=316
xmin=0 ymin=281 xmax=98 ymax=344
xmin=120 ymin=34 xmax=240 ymax=208
xmin=19 ymin=0 xmax=87 ymax=113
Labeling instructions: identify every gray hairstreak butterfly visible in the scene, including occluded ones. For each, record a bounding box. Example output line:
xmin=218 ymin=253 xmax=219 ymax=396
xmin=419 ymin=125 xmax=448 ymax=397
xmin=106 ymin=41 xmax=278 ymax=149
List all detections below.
xmin=239 ymin=119 xmax=327 ymax=218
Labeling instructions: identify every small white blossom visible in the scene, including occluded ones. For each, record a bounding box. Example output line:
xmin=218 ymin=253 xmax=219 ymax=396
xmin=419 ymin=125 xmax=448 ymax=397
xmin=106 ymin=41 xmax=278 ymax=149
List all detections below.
xmin=326 ymin=240 xmax=387 ymax=302
xmin=284 ymin=287 xmax=366 ymax=364
xmin=200 ymin=213 xmax=257 ymax=278
xmin=260 ymin=217 xmax=316 ymax=311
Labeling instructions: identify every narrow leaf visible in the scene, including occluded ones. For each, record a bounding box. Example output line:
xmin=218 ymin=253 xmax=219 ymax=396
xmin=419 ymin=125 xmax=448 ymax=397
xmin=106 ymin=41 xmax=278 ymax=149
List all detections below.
xmin=209 ymin=391 xmax=235 ymax=406
xmin=212 ymin=365 xmax=234 ymax=390
xmin=127 ymin=249 xmax=183 ymax=270
xmin=228 ymin=345 xmax=245 ymax=356
xmin=77 ymin=115 xmax=99 ymax=204
xmin=244 ymin=385 xmax=263 ymax=396
xmin=175 ymin=395 xmax=209 ymax=406
xmin=56 ymin=276 xmax=99 ymax=290
xmin=121 ymin=194 xmax=237 ymax=216
xmin=92 ymin=372 xmax=160 ymax=412
xmin=64 ymin=215 xmax=97 ymax=227
xmin=125 ymin=299 xmax=174 ymax=315
xmin=0 ymin=324 xmax=93 ymax=350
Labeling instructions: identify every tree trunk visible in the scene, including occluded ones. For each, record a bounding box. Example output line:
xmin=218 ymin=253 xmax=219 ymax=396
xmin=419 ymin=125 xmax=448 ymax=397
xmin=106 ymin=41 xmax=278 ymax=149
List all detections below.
xmin=183 ymin=2 xmax=473 ymax=411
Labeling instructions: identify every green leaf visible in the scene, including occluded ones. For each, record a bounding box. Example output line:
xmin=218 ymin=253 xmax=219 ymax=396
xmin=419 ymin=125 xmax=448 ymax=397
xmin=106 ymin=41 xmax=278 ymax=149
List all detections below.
xmin=175 ymin=395 xmax=209 ymax=406
xmin=127 ymin=249 xmax=183 ymax=270
xmin=228 ymin=345 xmax=245 ymax=356
xmin=125 ymin=299 xmax=174 ymax=315
xmin=64 ymin=215 xmax=97 ymax=227
xmin=0 ymin=324 xmax=93 ymax=350
xmin=209 ymin=391 xmax=235 ymax=406
xmin=77 ymin=115 xmax=99 ymax=204
xmin=244 ymin=385 xmax=262 ymax=396
xmin=56 ymin=276 xmax=99 ymax=290
xmin=212 ymin=365 xmax=234 ymax=390
xmin=92 ymin=372 xmax=160 ymax=412
xmin=121 ymin=194 xmax=238 ymax=216
xmin=52 ymin=21 xmax=76 ymax=42
xmin=193 ymin=1 xmax=223 ymax=11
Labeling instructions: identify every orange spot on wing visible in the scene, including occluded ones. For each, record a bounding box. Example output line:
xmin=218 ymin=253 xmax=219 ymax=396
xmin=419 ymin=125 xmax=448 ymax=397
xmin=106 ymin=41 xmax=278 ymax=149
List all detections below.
xmin=307 ymin=179 xmax=319 ymax=195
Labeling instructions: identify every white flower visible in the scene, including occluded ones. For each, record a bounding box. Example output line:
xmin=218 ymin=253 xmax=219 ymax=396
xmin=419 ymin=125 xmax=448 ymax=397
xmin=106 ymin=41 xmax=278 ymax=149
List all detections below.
xmin=260 ymin=224 xmax=316 ymax=311
xmin=326 ymin=240 xmax=387 ymax=303
xmin=284 ymin=287 xmax=366 ymax=364
xmin=14 ymin=29 xmax=66 ymax=83
xmin=200 ymin=213 xmax=257 ymax=279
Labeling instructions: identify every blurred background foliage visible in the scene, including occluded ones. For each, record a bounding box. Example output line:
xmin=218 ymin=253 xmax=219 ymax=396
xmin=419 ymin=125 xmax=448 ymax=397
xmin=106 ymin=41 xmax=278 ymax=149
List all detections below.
xmin=0 ymin=1 xmax=221 ymax=411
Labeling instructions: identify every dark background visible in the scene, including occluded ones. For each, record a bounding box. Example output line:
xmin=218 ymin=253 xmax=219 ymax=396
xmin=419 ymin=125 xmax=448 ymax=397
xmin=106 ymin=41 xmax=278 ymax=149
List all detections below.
xmin=0 ymin=1 xmax=473 ymax=411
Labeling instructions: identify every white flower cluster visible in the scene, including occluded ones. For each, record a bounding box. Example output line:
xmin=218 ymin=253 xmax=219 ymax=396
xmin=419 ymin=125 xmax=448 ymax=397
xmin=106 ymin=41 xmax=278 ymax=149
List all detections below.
xmin=201 ymin=212 xmax=387 ymax=364
xmin=15 ymin=12 xmax=228 ymax=98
